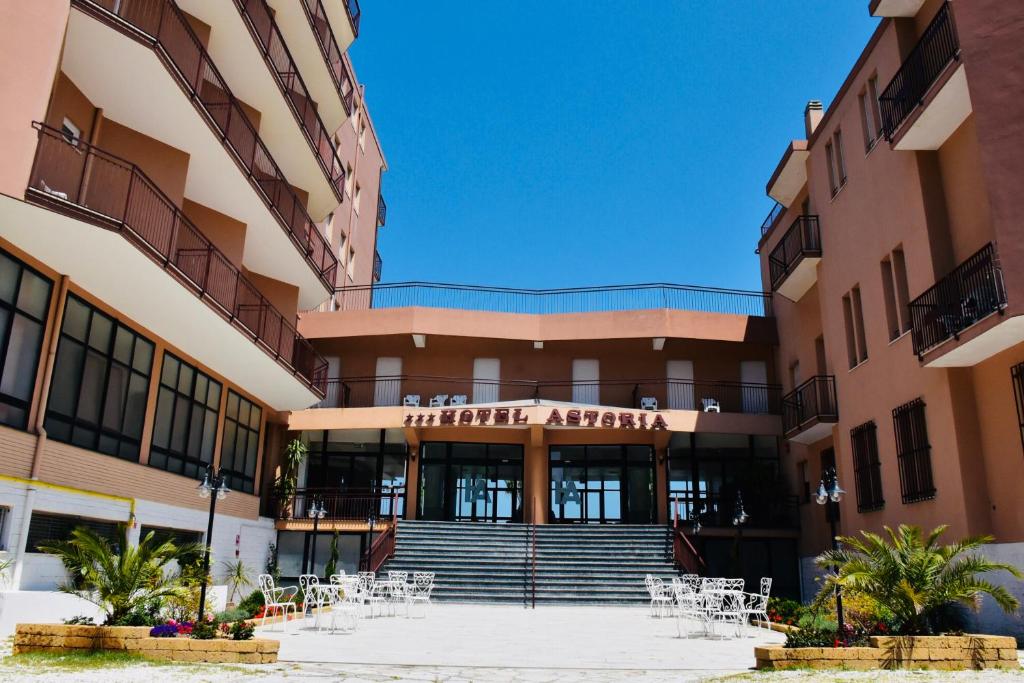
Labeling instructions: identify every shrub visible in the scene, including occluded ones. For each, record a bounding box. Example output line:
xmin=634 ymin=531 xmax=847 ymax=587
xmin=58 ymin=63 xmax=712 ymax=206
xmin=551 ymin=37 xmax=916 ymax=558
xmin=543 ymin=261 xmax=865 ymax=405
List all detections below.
xmin=215 ymin=607 xmax=251 ymax=623
xmin=237 ymin=589 xmax=265 ymax=618
xmin=62 ymin=615 xmax=95 ymax=625
xmin=228 ymin=620 xmax=255 ymax=641
xmin=190 ymin=616 xmax=220 ymax=640
xmin=766 ymin=597 xmax=802 ymax=626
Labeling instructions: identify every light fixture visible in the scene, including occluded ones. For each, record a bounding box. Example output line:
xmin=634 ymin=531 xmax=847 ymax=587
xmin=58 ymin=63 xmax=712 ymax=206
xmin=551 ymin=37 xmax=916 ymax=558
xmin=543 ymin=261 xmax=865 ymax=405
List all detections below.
xmin=197 ymin=472 xmax=211 ymax=498
xmin=732 ymin=492 xmax=748 ymax=527
xmin=815 ymin=481 xmax=829 ymax=506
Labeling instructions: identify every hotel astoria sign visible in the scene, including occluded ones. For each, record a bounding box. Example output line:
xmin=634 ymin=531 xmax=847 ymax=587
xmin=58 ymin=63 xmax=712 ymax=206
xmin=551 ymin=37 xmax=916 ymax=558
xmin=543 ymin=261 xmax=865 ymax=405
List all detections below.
xmin=403 ymin=406 xmax=668 ymax=430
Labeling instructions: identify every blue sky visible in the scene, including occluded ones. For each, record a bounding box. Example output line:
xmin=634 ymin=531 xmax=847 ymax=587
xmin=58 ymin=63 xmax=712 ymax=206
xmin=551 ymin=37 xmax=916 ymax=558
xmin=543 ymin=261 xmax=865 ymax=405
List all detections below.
xmin=350 ymin=2 xmax=879 ymax=292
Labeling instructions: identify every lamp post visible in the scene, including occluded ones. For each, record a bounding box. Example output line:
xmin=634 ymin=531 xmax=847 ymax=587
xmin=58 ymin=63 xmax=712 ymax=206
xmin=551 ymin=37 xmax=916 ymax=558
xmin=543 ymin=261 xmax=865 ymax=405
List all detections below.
xmin=732 ymin=491 xmax=749 ymax=581
xmin=816 ymin=466 xmax=846 ymax=635
xmin=362 ymin=512 xmax=377 ymax=571
xmin=688 ymin=502 xmax=708 ymax=535
xmin=196 ymin=466 xmax=229 ymax=623
xmin=305 ymin=499 xmax=326 ymax=576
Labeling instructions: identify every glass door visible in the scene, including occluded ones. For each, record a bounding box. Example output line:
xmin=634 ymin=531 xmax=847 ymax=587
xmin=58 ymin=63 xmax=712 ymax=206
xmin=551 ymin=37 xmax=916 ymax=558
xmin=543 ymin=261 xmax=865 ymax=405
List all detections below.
xmin=549 ymin=445 xmax=654 ymax=523
xmin=418 ymin=442 xmax=523 ymax=522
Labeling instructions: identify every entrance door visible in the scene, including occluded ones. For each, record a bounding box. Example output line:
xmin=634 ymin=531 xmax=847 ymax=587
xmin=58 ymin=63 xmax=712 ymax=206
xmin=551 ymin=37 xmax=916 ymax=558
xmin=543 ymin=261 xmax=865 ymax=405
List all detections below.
xmin=418 ymin=442 xmax=523 ymax=522
xmin=549 ymin=445 xmax=654 ymax=523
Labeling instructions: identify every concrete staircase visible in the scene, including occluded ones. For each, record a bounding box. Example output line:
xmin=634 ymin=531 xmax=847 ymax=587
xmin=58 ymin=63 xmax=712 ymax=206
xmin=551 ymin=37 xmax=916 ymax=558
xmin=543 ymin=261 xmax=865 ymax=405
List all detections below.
xmin=381 ymin=520 xmax=680 ymax=604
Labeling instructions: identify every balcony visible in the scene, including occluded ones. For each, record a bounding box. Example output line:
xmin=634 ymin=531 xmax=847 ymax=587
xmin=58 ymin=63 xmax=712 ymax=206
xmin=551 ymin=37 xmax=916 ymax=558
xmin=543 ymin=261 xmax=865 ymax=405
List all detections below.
xmin=331 ymin=283 xmax=774 ymax=317
xmin=23 ymin=122 xmax=327 ymax=408
xmin=314 ymin=375 xmax=783 ymax=415
xmin=879 ymin=2 xmax=970 ymax=150
xmin=909 ymin=243 xmax=1014 ymax=365
xmin=234 ymin=0 xmax=346 ymax=200
xmin=68 ymin=0 xmax=338 ymax=304
xmin=377 ymin=193 xmax=387 ymax=228
xmin=671 ymin=492 xmax=799 ymax=530
xmin=372 ymin=250 xmax=382 ymax=283
xmin=760 ymin=202 xmax=784 ymax=237
xmin=765 ymin=141 xmax=809 ymax=208
xmin=782 ymin=376 xmax=838 ymax=444
xmin=768 ymin=216 xmax=822 ymax=301
xmin=869 ymin=0 xmax=927 ymax=17
xmin=345 ymin=0 xmax=361 ymax=38
xmin=272 ymin=487 xmax=402 ymax=524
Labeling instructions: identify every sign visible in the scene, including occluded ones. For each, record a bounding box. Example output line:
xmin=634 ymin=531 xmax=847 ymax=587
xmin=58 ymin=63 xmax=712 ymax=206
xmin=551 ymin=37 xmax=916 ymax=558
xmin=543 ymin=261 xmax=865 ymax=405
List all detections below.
xmin=403 ymin=406 xmax=668 ymax=430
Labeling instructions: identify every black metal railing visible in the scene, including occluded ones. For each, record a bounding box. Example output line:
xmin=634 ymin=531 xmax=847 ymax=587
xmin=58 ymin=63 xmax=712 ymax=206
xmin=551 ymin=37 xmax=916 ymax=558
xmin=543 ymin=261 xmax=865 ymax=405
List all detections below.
xmin=274 ymin=487 xmax=402 ymax=521
xmin=908 ymin=242 xmax=1006 ymax=357
xmin=671 ymin=492 xmax=800 ymax=530
xmin=345 ymin=0 xmax=361 ymax=36
xmin=782 ymin=375 xmax=838 ymax=436
xmin=372 ymin=250 xmax=382 ymax=282
xmin=300 ymin=0 xmax=357 ymax=112
xmin=879 ymin=1 xmax=959 ymax=141
xmin=312 ymin=375 xmax=783 ymax=415
xmin=328 ymin=282 xmax=773 ymax=317
xmin=768 ymin=216 xmax=822 ymax=291
xmin=377 ymin=193 xmax=386 ymax=227
xmin=760 ymin=202 xmax=784 ymax=236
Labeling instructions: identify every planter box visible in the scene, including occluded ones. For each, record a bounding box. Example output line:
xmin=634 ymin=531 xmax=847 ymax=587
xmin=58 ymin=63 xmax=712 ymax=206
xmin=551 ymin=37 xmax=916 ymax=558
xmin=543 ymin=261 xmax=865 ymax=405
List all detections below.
xmin=756 ymin=634 xmax=1019 ymax=671
xmin=12 ymin=624 xmax=278 ymax=664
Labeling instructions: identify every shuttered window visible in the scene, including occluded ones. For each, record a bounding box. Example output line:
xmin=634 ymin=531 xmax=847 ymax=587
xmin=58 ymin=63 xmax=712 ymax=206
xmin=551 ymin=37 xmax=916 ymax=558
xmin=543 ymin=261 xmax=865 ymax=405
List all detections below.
xmin=850 ymin=421 xmax=884 ymax=512
xmin=892 ymin=398 xmax=936 ymax=504
xmin=26 ymin=511 xmax=119 ymax=552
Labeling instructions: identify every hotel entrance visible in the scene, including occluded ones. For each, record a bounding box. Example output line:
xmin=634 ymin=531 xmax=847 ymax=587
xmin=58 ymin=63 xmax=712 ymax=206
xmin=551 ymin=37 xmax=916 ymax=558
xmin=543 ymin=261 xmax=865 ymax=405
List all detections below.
xmin=418 ymin=442 xmax=524 ymax=522
xmin=549 ymin=445 xmax=655 ymax=524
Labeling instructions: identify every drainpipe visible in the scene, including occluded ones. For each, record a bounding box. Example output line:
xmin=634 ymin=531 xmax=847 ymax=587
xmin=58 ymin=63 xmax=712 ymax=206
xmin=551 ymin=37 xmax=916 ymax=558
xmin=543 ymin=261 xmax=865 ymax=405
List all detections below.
xmin=11 ymin=275 xmax=69 ymax=589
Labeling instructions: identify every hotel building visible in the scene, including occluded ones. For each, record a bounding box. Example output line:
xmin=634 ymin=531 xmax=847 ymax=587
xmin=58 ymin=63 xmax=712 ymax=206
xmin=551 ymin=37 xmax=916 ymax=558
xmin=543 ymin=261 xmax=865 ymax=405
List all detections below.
xmin=0 ymin=0 xmax=384 ymax=591
xmin=759 ymin=0 xmax=1024 ymax=634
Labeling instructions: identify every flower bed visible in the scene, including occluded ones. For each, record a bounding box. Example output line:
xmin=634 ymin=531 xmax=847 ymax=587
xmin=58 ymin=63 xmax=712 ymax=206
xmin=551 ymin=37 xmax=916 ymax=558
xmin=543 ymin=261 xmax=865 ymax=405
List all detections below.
xmin=13 ymin=624 xmax=279 ymax=664
xmin=756 ymin=635 xmax=1019 ymax=671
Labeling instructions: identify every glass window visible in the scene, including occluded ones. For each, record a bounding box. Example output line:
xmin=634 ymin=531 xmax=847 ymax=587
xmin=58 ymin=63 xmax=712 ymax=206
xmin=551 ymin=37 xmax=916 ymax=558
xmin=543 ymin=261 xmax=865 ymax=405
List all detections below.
xmin=0 ymin=250 xmax=52 ymax=429
xmin=149 ymin=353 xmax=221 ymax=481
xmin=26 ymin=511 xmax=118 ymax=552
xmin=219 ymin=390 xmax=261 ymax=494
xmin=45 ymin=295 xmax=153 ymax=460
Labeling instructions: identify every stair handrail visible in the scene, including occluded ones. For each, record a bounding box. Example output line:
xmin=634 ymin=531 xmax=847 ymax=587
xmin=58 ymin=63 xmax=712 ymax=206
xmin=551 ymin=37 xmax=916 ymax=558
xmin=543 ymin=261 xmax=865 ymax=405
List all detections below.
xmin=671 ymin=495 xmax=707 ymax=574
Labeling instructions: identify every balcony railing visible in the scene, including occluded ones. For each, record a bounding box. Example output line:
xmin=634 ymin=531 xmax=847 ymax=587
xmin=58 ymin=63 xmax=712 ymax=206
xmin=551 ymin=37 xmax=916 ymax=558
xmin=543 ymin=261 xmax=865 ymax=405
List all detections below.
xmin=313 ymin=375 xmax=783 ymax=415
xmin=299 ymin=0 xmax=357 ymax=112
xmin=372 ymin=250 xmax=382 ymax=283
xmin=768 ymin=216 xmax=822 ymax=290
xmin=760 ymin=202 xmax=784 ymax=237
xmin=76 ymin=0 xmax=338 ymax=290
xmin=908 ymin=242 xmax=1007 ymax=357
xmin=330 ymin=282 xmax=773 ymax=317
xmin=345 ymin=0 xmax=361 ymax=37
xmin=235 ymin=0 xmax=346 ymax=198
xmin=27 ymin=122 xmax=328 ymax=395
xmin=377 ymin=193 xmax=386 ymax=227
xmin=782 ymin=375 xmax=838 ymax=436
xmin=273 ymin=487 xmax=402 ymax=521
xmin=671 ymin=492 xmax=800 ymax=530
xmin=879 ymin=1 xmax=959 ymax=141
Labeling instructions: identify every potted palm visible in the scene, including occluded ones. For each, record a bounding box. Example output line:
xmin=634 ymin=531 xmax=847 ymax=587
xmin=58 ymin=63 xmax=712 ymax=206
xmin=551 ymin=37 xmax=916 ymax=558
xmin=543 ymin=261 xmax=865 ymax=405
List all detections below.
xmin=272 ymin=439 xmax=308 ymax=519
xmin=221 ymin=559 xmax=252 ymax=608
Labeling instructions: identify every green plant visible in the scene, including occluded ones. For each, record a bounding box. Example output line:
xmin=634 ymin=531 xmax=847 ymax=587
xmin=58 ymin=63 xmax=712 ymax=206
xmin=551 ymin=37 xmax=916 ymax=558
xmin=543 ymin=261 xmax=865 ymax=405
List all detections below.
xmin=265 ymin=543 xmax=280 ymax=582
xmin=62 ymin=615 xmax=95 ymax=626
xmin=324 ymin=532 xmax=339 ymax=578
xmin=39 ymin=526 xmax=203 ymax=626
xmin=815 ymin=524 xmax=1023 ymax=635
xmin=214 ymin=607 xmax=250 ymax=623
xmin=220 ymin=559 xmax=252 ymax=605
xmin=272 ymin=439 xmax=307 ymax=502
xmin=227 ymin=620 xmax=255 ymax=641
xmin=237 ymin=589 xmax=265 ymax=618
xmin=110 ymin=599 xmax=162 ymax=626
xmin=190 ymin=617 xmax=219 ymax=640
xmin=162 ymin=547 xmax=209 ymax=622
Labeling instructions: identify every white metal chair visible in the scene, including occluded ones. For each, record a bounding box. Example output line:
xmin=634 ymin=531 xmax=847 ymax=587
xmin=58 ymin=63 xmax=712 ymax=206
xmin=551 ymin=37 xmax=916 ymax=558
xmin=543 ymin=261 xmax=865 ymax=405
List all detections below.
xmin=257 ymin=574 xmax=298 ymax=632
xmin=326 ymin=576 xmax=361 ymax=633
xmin=388 ymin=570 xmax=409 ymax=584
xmin=298 ymin=574 xmax=326 ymax=627
xmin=671 ymin=581 xmax=705 ymax=638
xmin=702 ymin=398 xmax=721 ymax=413
xmin=406 ymin=572 xmax=435 ymax=618
xmin=402 ymin=394 xmax=421 ymax=407
xmin=645 ymin=575 xmax=673 ymax=618
xmin=356 ymin=572 xmax=386 ymax=618
xmin=640 ymin=396 xmax=658 ymax=410
xmin=744 ymin=577 xmax=772 ymax=628
xmin=428 ymin=394 xmax=449 ymax=408
xmin=450 ymin=394 xmax=468 ymax=406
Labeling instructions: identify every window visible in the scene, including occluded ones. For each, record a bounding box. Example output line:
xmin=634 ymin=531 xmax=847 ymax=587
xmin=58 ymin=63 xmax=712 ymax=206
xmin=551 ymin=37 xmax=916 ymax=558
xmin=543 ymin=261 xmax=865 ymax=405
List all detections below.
xmin=881 ymin=256 xmax=900 ymax=340
xmin=26 ymin=511 xmax=119 ymax=552
xmin=0 ymin=250 xmax=52 ymax=429
xmin=0 ymin=506 xmax=9 ymax=550
xmin=220 ymin=390 xmax=262 ymax=494
xmin=353 ymin=183 xmax=362 ymax=214
xmin=149 ymin=354 xmax=221 ymax=480
xmin=892 ymin=398 xmax=936 ymax=503
xmin=825 ymin=141 xmax=837 ymax=196
xmin=347 ymin=247 xmax=356 ymax=281
xmin=859 ymin=76 xmax=882 ymax=151
xmin=826 ymin=131 xmax=847 ymax=197
xmin=850 ymin=421 xmax=884 ymax=511
xmin=833 ymin=130 xmax=847 ymax=185
xmin=852 ymin=286 xmax=868 ymax=363
xmin=344 ymin=163 xmax=354 ymax=196
xmin=46 ymin=295 xmax=154 ymax=460
xmin=61 ymin=117 xmax=81 ymax=144
xmin=892 ymin=247 xmax=911 ymax=335
xmin=1014 ymin=363 xmax=1024 ymax=455
xmin=139 ymin=525 xmax=203 ymax=548
xmin=358 ymin=119 xmax=366 ymax=151
xmin=842 ymin=285 xmax=868 ymax=368
xmin=842 ymin=293 xmax=857 ymax=369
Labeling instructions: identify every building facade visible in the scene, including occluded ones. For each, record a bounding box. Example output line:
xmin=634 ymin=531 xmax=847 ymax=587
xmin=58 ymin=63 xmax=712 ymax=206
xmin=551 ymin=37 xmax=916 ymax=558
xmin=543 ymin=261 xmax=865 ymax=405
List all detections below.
xmin=0 ymin=0 xmax=384 ymax=591
xmin=759 ymin=0 xmax=1024 ymax=634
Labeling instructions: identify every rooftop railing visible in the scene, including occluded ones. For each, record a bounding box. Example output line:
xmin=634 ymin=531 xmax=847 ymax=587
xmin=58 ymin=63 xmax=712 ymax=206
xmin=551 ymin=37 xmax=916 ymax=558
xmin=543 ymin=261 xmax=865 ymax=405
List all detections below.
xmin=299 ymin=0 xmax=357 ymax=112
xmin=908 ymin=242 xmax=1007 ymax=358
xmin=28 ymin=122 xmax=328 ymax=395
xmin=330 ymin=282 xmax=773 ymax=317
xmin=879 ymin=1 xmax=959 ymax=141
xmin=236 ymin=0 xmax=346 ymax=199
xmin=313 ymin=375 xmax=783 ymax=415
xmin=781 ymin=375 xmax=838 ymax=437
xmin=76 ymin=0 xmax=338 ymax=290
xmin=768 ymin=216 xmax=822 ymax=290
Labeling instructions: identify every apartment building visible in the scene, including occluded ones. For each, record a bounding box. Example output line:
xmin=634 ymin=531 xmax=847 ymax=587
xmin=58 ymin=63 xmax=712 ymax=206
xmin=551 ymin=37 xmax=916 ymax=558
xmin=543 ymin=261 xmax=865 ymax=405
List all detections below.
xmin=0 ymin=0 xmax=384 ymax=590
xmin=759 ymin=0 xmax=1024 ymax=633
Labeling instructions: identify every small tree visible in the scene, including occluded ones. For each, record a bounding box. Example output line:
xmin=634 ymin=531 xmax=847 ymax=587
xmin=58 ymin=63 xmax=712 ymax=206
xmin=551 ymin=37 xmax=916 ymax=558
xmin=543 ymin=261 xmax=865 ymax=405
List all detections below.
xmin=815 ymin=524 xmax=1023 ymax=634
xmin=324 ymin=532 xmax=340 ymax=579
xmin=221 ymin=559 xmax=252 ymax=605
xmin=273 ymin=439 xmax=307 ymax=500
xmin=40 ymin=526 xmax=202 ymax=625
xmin=266 ymin=542 xmax=280 ymax=582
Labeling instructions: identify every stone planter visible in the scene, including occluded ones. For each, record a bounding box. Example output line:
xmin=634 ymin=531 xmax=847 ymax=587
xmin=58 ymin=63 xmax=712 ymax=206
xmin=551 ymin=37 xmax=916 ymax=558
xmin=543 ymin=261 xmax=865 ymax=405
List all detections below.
xmin=756 ymin=634 xmax=1019 ymax=671
xmin=13 ymin=624 xmax=278 ymax=664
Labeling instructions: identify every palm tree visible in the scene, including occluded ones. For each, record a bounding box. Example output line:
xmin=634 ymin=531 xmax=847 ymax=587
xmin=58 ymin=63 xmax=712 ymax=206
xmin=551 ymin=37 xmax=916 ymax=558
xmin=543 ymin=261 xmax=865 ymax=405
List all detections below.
xmin=221 ymin=559 xmax=253 ymax=605
xmin=40 ymin=525 xmax=203 ymax=625
xmin=815 ymin=524 xmax=1023 ymax=634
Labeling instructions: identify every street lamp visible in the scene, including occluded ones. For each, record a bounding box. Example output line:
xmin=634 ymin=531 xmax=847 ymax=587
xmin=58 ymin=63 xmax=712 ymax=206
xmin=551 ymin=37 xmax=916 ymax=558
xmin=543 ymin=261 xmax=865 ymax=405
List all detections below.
xmin=731 ymin=491 xmax=749 ymax=527
xmin=305 ymin=499 xmax=326 ymax=576
xmin=816 ymin=466 xmax=846 ymax=636
xmin=196 ymin=466 xmax=229 ymax=623
xmin=361 ymin=512 xmax=377 ymax=571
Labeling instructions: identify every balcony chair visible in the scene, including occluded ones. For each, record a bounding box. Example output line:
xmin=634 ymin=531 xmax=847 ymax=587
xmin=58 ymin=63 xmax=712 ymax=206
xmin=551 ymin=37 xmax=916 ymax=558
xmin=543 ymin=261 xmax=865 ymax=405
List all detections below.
xmin=640 ymin=396 xmax=658 ymax=411
xmin=450 ymin=394 xmax=468 ymax=406
xmin=257 ymin=574 xmax=298 ymax=632
xmin=402 ymin=394 xmax=421 ymax=407
xmin=702 ymin=398 xmax=721 ymax=413
xmin=428 ymin=394 xmax=449 ymax=408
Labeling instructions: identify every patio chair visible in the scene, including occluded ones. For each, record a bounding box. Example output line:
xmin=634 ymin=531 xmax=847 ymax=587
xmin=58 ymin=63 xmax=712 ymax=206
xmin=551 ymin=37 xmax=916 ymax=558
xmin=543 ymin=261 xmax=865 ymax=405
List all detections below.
xmin=403 ymin=394 xmax=421 ymax=407
xmin=671 ymin=581 xmax=704 ymax=638
xmin=356 ymin=572 xmax=386 ymax=618
xmin=407 ymin=572 xmax=435 ymax=618
xmin=708 ymin=590 xmax=746 ymax=639
xmin=257 ymin=574 xmax=298 ymax=632
xmin=327 ymin=576 xmax=361 ymax=633
xmin=450 ymin=394 xmax=468 ymax=406
xmin=744 ymin=578 xmax=772 ymax=629
xmin=645 ymin=575 xmax=673 ymax=618
xmin=640 ymin=396 xmax=658 ymax=411
xmin=428 ymin=394 xmax=449 ymax=408
xmin=298 ymin=574 xmax=325 ymax=627
xmin=388 ymin=570 xmax=408 ymax=584
xmin=701 ymin=398 xmax=721 ymax=413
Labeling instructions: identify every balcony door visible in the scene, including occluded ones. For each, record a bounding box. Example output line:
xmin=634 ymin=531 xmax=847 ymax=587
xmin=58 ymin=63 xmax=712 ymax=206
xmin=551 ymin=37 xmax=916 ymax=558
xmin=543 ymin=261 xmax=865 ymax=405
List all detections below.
xmin=572 ymin=359 xmax=599 ymax=404
xmin=666 ymin=360 xmax=694 ymax=410
xmin=472 ymin=358 xmax=500 ymax=404
xmin=741 ymin=361 xmax=768 ymax=413
xmin=374 ymin=357 xmax=401 ymax=406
